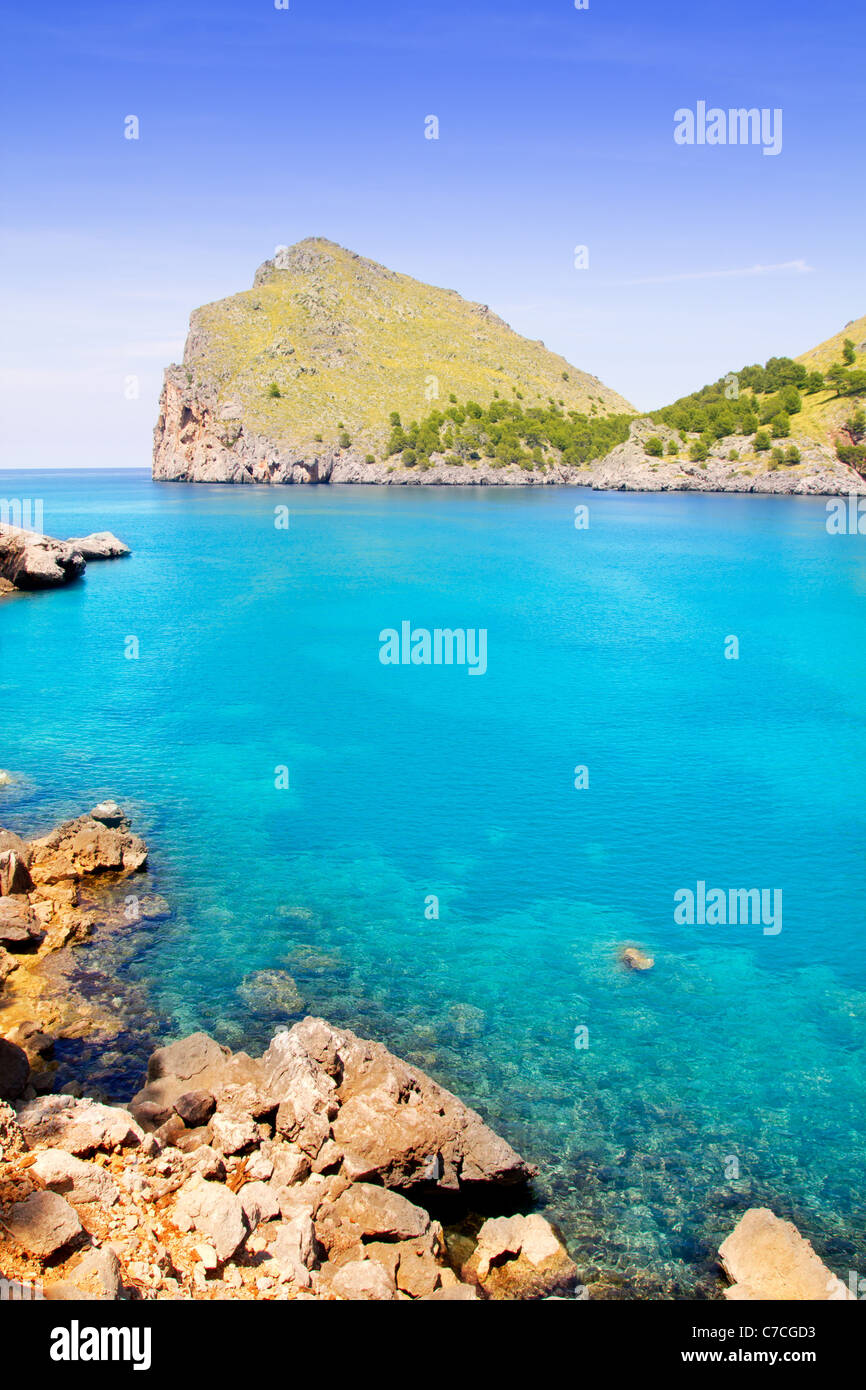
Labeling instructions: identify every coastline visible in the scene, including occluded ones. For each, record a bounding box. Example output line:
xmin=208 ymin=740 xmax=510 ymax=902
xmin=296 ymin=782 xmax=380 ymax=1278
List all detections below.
xmin=1 ymin=804 xmax=854 ymax=1303
xmin=152 ymin=413 xmax=860 ymax=496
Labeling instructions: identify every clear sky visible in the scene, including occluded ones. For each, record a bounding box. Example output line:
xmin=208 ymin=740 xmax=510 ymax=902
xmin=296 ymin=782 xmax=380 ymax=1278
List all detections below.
xmin=1 ymin=0 xmax=863 ymax=468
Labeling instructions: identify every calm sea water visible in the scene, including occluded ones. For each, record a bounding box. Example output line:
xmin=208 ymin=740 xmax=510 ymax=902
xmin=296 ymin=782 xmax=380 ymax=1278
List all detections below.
xmin=1 ymin=470 xmax=864 ymax=1296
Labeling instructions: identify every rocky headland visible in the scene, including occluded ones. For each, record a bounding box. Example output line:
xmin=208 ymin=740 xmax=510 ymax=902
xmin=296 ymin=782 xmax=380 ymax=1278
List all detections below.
xmin=0 ymin=804 xmax=852 ymax=1301
xmin=152 ymin=239 xmax=864 ymax=497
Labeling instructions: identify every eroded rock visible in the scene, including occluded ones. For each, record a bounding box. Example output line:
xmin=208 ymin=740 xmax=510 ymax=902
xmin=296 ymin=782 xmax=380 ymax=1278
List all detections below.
xmin=171 ymin=1174 xmax=248 ymax=1263
xmin=66 ymin=533 xmax=130 ymax=560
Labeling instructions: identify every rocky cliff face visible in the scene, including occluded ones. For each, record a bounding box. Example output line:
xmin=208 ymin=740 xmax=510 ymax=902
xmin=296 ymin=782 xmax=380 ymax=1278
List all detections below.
xmin=152 ymin=237 xmax=634 ymax=485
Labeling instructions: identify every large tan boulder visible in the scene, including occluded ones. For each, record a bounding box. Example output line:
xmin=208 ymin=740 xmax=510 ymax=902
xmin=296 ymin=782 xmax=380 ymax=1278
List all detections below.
xmin=1 ymin=1189 xmax=83 ymax=1258
xmin=460 ymin=1213 xmax=579 ymax=1300
xmin=0 ymin=830 xmax=33 ymax=895
xmin=719 ymin=1208 xmax=853 ymax=1300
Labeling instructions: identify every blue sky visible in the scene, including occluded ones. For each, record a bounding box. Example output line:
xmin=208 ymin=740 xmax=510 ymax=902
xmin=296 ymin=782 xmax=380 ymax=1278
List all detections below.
xmin=1 ymin=0 xmax=863 ymax=468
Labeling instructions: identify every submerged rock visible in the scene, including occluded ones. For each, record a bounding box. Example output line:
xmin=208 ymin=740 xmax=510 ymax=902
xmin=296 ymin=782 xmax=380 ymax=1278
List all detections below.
xmin=237 ymin=968 xmax=304 ymax=1019
xmin=620 ymin=945 xmax=654 ymax=972
xmin=719 ymin=1207 xmax=853 ymax=1300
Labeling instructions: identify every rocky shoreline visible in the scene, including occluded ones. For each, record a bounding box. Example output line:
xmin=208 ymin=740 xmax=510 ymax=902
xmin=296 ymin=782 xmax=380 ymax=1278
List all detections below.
xmin=153 ymin=409 xmax=859 ymax=496
xmin=0 ymin=805 xmax=852 ymax=1301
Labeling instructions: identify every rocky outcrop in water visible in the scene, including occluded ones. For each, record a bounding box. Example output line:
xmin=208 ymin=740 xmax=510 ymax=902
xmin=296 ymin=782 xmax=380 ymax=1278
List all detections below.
xmin=65 ymin=533 xmax=131 ymax=561
xmin=0 ymin=527 xmax=85 ymax=590
xmin=0 ymin=804 xmax=578 ymax=1300
xmin=0 ymin=527 xmax=129 ymax=592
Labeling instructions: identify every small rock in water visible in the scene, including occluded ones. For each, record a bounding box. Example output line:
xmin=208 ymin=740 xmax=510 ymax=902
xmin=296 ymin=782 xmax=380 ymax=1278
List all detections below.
xmin=620 ymin=945 xmax=654 ymax=972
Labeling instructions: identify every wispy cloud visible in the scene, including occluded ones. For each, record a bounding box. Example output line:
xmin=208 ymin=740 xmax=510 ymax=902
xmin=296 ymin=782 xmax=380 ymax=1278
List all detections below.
xmin=606 ymin=259 xmax=815 ymax=288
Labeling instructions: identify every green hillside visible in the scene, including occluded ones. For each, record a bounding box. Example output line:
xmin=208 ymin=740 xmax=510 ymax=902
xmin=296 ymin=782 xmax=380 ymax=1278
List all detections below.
xmin=646 ymin=317 xmax=866 ymax=469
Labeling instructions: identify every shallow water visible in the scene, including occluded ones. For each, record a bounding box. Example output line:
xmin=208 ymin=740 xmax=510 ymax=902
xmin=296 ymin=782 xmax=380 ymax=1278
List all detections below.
xmin=1 ymin=470 xmax=864 ymax=1295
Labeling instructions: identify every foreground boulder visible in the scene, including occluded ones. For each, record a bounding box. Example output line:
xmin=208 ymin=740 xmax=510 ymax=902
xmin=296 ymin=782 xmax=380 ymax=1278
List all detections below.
xmin=0 ymin=895 xmax=41 ymax=947
xmin=719 ymin=1208 xmax=853 ymax=1300
xmin=1 ymin=1189 xmax=83 ymax=1258
xmin=460 ymin=1213 xmax=579 ymax=1299
xmin=172 ymin=1174 xmax=249 ymax=1263
xmin=31 ymin=1150 xmax=121 ymax=1206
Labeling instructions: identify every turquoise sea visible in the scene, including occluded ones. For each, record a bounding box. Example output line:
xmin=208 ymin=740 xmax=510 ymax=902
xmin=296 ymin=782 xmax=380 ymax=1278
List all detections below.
xmin=1 ymin=469 xmax=864 ymax=1296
